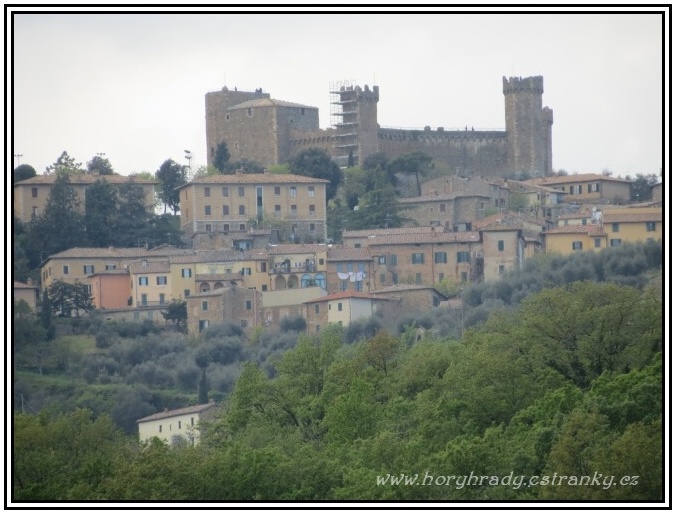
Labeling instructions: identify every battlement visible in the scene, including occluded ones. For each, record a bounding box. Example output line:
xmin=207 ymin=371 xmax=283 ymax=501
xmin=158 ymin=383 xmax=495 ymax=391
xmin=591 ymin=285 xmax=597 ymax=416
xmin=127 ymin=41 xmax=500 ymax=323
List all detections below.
xmin=503 ymin=76 xmax=544 ymax=94
xmin=331 ymin=83 xmax=379 ymax=102
xmin=542 ymin=107 xmax=554 ymax=124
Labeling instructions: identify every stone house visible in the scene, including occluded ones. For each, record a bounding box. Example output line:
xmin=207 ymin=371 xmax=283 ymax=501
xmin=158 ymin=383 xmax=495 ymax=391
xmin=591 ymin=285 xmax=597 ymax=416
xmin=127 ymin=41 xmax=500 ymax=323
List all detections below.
xmin=186 ymin=284 xmax=262 ymax=334
xmin=137 ymin=401 xmax=218 ymax=447
xmin=326 ymin=247 xmax=374 ymax=293
xmin=524 ymin=173 xmax=632 ymax=204
xmin=398 ymin=193 xmax=491 ymax=231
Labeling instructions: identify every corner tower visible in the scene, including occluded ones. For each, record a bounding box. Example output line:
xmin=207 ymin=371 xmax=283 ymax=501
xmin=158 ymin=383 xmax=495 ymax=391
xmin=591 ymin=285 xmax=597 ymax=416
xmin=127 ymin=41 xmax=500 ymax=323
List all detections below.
xmin=329 ymin=82 xmax=379 ymax=167
xmin=503 ymin=76 xmax=553 ymax=177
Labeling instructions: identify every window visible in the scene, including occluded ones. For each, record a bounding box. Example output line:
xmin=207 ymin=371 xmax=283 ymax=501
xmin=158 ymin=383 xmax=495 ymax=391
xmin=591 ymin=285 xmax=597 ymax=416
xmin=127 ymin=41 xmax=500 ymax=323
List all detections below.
xmin=434 ymin=252 xmax=447 ymax=264
xmin=439 ymin=203 xmax=446 ymax=212
xmin=239 ymin=205 xmax=245 ymax=215
xmin=245 ymin=300 xmax=252 ymax=310
xmin=223 ymin=224 xmax=230 ymax=231
xmin=355 ymin=281 xmax=363 ymax=292
xmin=63 ymin=265 xmax=69 ymax=274
xmin=316 ymin=324 xmax=320 ymax=332
xmin=587 ymin=182 xmax=600 ymax=193
xmin=105 ymin=264 xmax=116 ymax=270
xmin=178 ymin=421 xmax=181 ymax=429
xmin=202 ymin=301 xmax=209 ymax=311
xmin=301 ymin=108 xmax=306 ymax=115
xmin=241 ymin=268 xmax=252 ymax=275
xmin=138 ymin=276 xmax=148 ymax=286
xmin=260 ymin=262 xmax=267 ymax=272
xmin=241 ymin=320 xmax=248 ymax=328
xmin=31 ymin=187 xmax=38 ymax=198
xmin=204 ymin=187 xmax=211 ymax=197
xmin=380 ymin=273 xmax=386 ymax=284
xmin=461 ymin=271 xmax=468 ymax=282
xmin=337 ymin=302 xmax=343 ymax=312
xmin=182 ymin=268 xmax=192 ymax=278
xmin=184 ymin=289 xmax=190 ymax=297
xmin=412 ymin=253 xmax=425 ymax=264
xmin=315 ymin=304 xmax=320 ymax=314
xmin=222 ymin=187 xmax=229 ymax=197
xmin=274 ymin=205 xmax=281 ymax=216
xmin=390 ymin=255 xmax=398 ymax=266
xmin=291 ymin=205 xmax=297 ymax=216
xmin=84 ymin=265 xmax=95 ymax=275
xmin=141 ymin=294 xmax=148 ymax=306
xmin=199 ymin=320 xmax=208 ymax=332
xmin=354 ymin=243 xmax=361 ymax=248
xmin=594 ymin=238 xmax=602 ymax=248
xmin=262 ymin=284 xmax=267 ymax=291
xmin=572 ymin=241 xmax=583 ymax=251
xmin=156 ymin=276 xmax=167 ymax=285
xmin=308 ymin=186 xmax=315 ymax=197
xmin=222 ymin=205 xmax=230 ymax=215
xmin=499 ymin=265 xmax=505 ymax=275
xmin=646 ymin=222 xmax=656 ymax=232
xmin=319 ymin=258 xmax=324 ymax=265
xmin=205 ymin=224 xmax=212 ymax=232
xmin=247 ymin=107 xmax=252 ymax=117
xmin=610 ymin=239 xmax=622 ymax=247
xmin=32 ymin=206 xmax=38 ymax=217
xmin=457 ymin=251 xmax=471 ymax=263
xmin=309 ymin=223 xmax=315 ymax=232
xmin=239 ymin=224 xmax=245 ymax=231
xmin=439 ymin=273 xmax=445 ymax=282
xmin=612 ymin=223 xmax=620 ymax=232
xmin=238 ymin=186 xmax=245 ymax=197
xmin=570 ymin=185 xmax=582 ymax=195
xmin=289 ymin=186 xmax=297 ymax=197
xmin=159 ymin=425 xmax=162 ymax=433
xmin=274 ymin=186 xmax=281 ymax=196
xmin=205 ymin=205 xmax=211 ymax=215
xmin=159 ymin=293 xmax=165 ymax=305
xmin=309 ymin=204 xmax=315 ymax=214
xmin=392 ymin=273 xmax=399 ymax=284
xmin=415 ymin=273 xmax=422 ymax=284
xmin=378 ymin=256 xmax=386 ymax=265
xmin=347 ymin=263 xmax=353 ymax=272
xmin=340 ymin=280 xmax=348 ymax=292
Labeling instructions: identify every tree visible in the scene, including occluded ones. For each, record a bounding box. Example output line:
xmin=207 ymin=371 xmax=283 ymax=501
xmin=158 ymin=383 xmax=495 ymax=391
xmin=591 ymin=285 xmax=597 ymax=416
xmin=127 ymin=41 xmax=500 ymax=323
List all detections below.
xmin=213 ymin=141 xmax=231 ymax=173
xmin=25 ymin=174 xmax=85 ymax=265
xmin=47 ymin=280 xmax=93 ymax=317
xmin=508 ymin=191 xmax=530 ymax=212
xmin=115 ymin=180 xmax=155 ymax=247
xmin=13 ymin=164 xmax=37 ymax=183
xmin=630 ymin=173 xmax=659 ymax=202
xmin=228 ymin=158 xmax=265 ymax=174
xmin=161 ymin=300 xmax=187 ymax=330
xmin=84 ymin=179 xmax=118 ymax=247
xmin=87 ymin=155 xmax=115 ymax=175
xmin=388 ymin=151 xmax=433 ymax=196
xmin=40 ymin=289 xmax=53 ymax=339
xmin=198 ymin=369 xmax=209 ymax=404
xmin=155 ymin=159 xmax=186 ymax=214
xmin=45 ymin=151 xmax=84 ymax=176
xmin=288 ymin=148 xmax=342 ymax=200
xmin=347 ymin=165 xmax=409 ymax=230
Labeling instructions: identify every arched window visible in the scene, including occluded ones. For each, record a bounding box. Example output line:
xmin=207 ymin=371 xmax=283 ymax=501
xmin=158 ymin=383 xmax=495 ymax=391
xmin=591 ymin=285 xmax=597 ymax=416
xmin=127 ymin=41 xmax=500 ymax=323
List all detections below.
xmin=301 ymin=274 xmax=313 ymax=288
xmin=314 ymin=273 xmax=326 ymax=289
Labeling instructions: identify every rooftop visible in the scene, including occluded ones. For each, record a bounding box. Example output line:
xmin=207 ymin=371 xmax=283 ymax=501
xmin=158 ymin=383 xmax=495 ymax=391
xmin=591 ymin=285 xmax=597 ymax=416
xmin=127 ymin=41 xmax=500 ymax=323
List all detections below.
xmin=327 ymin=247 xmax=372 ymax=261
xmin=524 ymin=173 xmax=632 ymax=186
xmin=366 ymin=231 xmax=481 ymax=246
xmin=603 ymin=212 xmax=663 ymax=223
xmin=136 ymin=401 xmax=217 ymax=423
xmin=229 ymin=98 xmax=317 ymax=110
xmin=544 ymin=225 xmax=607 ymax=236
xmin=398 ymin=192 xmax=490 ymax=204
xmin=15 ymin=174 xmax=157 ymax=186
xmin=342 ymin=226 xmax=437 ymax=238
xmin=180 ymin=173 xmax=328 ymax=188
xmin=304 ymin=290 xmax=388 ymax=304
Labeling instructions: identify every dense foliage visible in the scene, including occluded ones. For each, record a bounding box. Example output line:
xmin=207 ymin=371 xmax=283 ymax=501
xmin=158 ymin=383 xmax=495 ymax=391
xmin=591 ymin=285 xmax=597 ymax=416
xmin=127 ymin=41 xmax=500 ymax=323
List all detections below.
xmin=12 ymin=244 xmax=663 ymax=501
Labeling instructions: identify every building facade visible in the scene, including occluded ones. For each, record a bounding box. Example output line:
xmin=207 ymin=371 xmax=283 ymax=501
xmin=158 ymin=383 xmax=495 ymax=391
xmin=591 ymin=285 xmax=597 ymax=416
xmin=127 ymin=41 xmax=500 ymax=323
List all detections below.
xmin=137 ymin=401 xmax=218 ymax=446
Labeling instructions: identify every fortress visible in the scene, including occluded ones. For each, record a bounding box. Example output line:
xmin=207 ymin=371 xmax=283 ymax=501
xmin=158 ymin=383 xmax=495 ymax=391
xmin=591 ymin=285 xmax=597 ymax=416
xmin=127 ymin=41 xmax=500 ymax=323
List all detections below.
xmin=205 ymin=76 xmax=553 ymax=178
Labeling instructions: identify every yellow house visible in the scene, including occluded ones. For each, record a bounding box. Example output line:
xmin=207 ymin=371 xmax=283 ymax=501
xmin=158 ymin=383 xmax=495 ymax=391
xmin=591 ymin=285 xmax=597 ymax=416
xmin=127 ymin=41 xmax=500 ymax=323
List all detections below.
xmin=601 ymin=209 xmax=662 ymax=246
xmin=267 ymin=243 xmax=328 ymax=291
xmin=129 ymin=261 xmax=173 ymax=307
xmin=303 ymin=291 xmax=389 ymax=332
xmin=137 ymin=401 xmax=218 ymax=446
xmin=177 ymin=171 xmax=328 ymax=241
xmin=544 ymin=225 xmax=608 ymax=255
xmin=13 ymin=174 xmax=157 ymax=224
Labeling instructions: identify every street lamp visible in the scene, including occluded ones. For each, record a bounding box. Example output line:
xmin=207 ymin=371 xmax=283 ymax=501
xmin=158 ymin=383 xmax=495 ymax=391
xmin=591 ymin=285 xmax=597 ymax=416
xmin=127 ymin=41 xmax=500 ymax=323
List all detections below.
xmin=14 ymin=154 xmax=23 ymax=166
xmin=184 ymin=150 xmax=192 ymax=175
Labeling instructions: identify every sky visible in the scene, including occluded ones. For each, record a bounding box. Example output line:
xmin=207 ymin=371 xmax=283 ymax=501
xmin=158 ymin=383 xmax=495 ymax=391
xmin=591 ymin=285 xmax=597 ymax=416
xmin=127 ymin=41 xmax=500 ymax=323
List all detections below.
xmin=10 ymin=7 xmax=667 ymax=179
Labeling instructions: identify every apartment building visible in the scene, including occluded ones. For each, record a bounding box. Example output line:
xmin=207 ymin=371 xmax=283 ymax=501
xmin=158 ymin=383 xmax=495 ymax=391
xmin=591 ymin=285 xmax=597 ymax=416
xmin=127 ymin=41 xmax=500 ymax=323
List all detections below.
xmin=524 ymin=173 xmax=632 ymax=204
xmin=304 ymin=291 xmax=389 ymax=333
xmin=129 ymin=261 xmax=173 ymax=308
xmin=544 ymin=225 xmax=608 ymax=254
xmin=326 ymin=247 xmax=374 ymax=293
xmin=186 ymin=284 xmax=263 ymax=334
xmin=177 ymin=171 xmax=328 ymax=241
xmin=267 ymin=243 xmax=328 ymax=291
xmin=601 ymin=209 xmax=662 ymax=246
xmin=13 ymin=174 xmax=157 ymax=224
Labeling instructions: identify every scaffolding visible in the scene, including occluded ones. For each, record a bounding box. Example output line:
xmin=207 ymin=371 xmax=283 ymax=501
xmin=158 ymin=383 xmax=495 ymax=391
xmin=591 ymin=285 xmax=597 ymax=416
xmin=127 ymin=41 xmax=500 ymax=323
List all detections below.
xmin=329 ymin=80 xmax=359 ymax=167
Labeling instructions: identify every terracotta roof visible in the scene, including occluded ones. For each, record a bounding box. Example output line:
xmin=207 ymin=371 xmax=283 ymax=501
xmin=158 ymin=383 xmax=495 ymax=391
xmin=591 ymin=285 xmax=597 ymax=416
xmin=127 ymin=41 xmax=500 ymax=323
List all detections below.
xmin=398 ymin=192 xmax=490 ymax=204
xmin=524 ymin=173 xmax=631 ymax=186
xmin=128 ymin=261 xmax=171 ymax=274
xmin=327 ymin=247 xmax=372 ymax=261
xmin=304 ymin=291 xmax=388 ymax=304
xmin=366 ymin=231 xmax=481 ymax=246
xmin=229 ymin=98 xmax=317 ymax=110
xmin=89 ymin=269 xmax=129 ymax=276
xmin=342 ymin=226 xmax=436 ymax=238
xmin=14 ymin=281 xmax=38 ymax=289
xmin=545 ymin=225 xmax=607 ymax=236
xmin=472 ymin=211 xmax=546 ymax=231
xmin=47 ymin=247 xmax=162 ymax=259
xmin=505 ymin=179 xmax=567 ymax=194
xmin=136 ymin=401 xmax=217 ymax=423
xmin=603 ymin=212 xmax=663 ymax=223
xmin=14 ymin=174 xmax=157 ymax=185
xmin=179 ymin=173 xmax=328 ymax=188
xmin=372 ymin=284 xmax=446 ymax=296
xmin=267 ymin=244 xmax=328 ymax=255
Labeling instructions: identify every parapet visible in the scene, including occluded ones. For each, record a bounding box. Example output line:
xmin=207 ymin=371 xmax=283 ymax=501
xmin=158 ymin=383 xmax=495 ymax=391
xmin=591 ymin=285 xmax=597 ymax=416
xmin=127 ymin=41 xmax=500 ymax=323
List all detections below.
xmin=503 ymin=76 xmax=544 ymax=94
xmin=542 ymin=107 xmax=554 ymax=124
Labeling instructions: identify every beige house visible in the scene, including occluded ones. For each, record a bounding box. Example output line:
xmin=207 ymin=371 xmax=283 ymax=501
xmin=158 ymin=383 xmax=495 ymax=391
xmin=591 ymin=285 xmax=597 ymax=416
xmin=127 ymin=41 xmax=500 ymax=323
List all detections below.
xmin=137 ymin=401 xmax=218 ymax=446
xmin=186 ymin=284 xmax=263 ymax=334
xmin=397 ymin=192 xmax=491 ymax=230
xmin=524 ymin=173 xmax=632 ymax=204
xmin=14 ymin=281 xmax=39 ymax=311
xmin=267 ymin=243 xmax=328 ymax=291
xmin=13 ymin=174 xmax=157 ymax=224
xmin=129 ymin=261 xmax=173 ymax=308
xmin=177 ymin=171 xmax=328 ymax=241
xmin=543 ymin=224 xmax=608 ymax=255
xmin=601 ymin=209 xmax=663 ymax=245
xmin=304 ymin=291 xmax=389 ymax=333
xmin=261 ymin=286 xmax=327 ymax=328
xmin=326 ymin=247 xmax=374 ymax=293
xmin=422 ymin=175 xmax=511 ymax=211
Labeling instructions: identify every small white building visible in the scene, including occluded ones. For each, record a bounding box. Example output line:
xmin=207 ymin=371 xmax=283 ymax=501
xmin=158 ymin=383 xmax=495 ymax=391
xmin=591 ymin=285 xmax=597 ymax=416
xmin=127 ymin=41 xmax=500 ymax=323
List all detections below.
xmin=137 ymin=401 xmax=218 ymax=446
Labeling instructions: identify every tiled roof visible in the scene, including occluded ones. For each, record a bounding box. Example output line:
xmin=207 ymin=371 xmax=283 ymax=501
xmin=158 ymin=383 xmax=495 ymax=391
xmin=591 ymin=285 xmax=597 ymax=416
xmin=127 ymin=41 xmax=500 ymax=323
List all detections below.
xmin=267 ymin=244 xmax=328 ymax=255
xmin=472 ymin=211 xmax=546 ymax=231
xmin=48 ymin=247 xmax=160 ymax=259
xmin=180 ymin=173 xmax=328 ymax=188
xmin=545 ymin=225 xmax=607 ymax=236
xmin=128 ymin=261 xmax=171 ymax=274
xmin=14 ymin=281 xmax=38 ymax=289
xmin=14 ymin=174 xmax=157 ymax=185
xmin=89 ymin=269 xmax=129 ymax=276
xmin=304 ymin=291 xmax=388 ymax=304
xmin=327 ymin=248 xmax=372 ymax=261
xmin=505 ymin=179 xmax=566 ymax=194
xmin=229 ymin=98 xmax=317 ymax=110
xmin=603 ymin=212 xmax=663 ymax=223
xmin=372 ymin=284 xmax=445 ymax=295
xmin=366 ymin=231 xmax=481 ymax=246
xmin=136 ymin=401 xmax=217 ymax=423
xmin=398 ymin=192 xmax=490 ymax=204
xmin=524 ymin=173 xmax=631 ymax=186
xmin=342 ymin=226 xmax=436 ymax=238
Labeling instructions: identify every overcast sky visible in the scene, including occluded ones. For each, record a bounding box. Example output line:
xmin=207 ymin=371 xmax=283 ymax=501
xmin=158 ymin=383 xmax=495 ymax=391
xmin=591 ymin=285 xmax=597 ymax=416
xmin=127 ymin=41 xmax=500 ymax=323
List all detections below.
xmin=10 ymin=8 xmax=666 ymax=179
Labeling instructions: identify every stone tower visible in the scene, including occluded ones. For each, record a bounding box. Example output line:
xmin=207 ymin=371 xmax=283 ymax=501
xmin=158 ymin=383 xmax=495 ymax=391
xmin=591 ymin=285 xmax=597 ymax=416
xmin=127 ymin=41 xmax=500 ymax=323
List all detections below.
xmin=329 ymin=83 xmax=379 ymax=167
xmin=503 ymin=76 xmax=553 ymax=177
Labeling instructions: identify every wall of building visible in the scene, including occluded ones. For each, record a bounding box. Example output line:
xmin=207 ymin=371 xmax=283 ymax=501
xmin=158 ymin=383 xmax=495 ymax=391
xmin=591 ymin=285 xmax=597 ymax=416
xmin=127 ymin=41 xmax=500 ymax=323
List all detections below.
xmin=481 ymin=229 xmax=522 ymax=281
xmin=91 ymin=273 xmax=131 ymax=309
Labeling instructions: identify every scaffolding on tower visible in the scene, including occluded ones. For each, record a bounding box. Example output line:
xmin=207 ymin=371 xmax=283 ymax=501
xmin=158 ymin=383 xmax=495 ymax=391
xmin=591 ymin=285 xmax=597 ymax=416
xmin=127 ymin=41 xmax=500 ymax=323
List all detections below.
xmin=329 ymin=80 xmax=359 ymax=168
